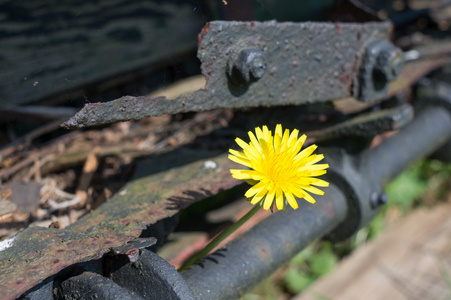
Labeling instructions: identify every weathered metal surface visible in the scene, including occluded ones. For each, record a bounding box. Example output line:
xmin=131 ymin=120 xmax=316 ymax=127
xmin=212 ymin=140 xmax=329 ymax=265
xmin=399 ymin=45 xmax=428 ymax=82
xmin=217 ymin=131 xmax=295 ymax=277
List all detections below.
xmin=365 ymin=107 xmax=451 ymax=187
xmin=62 ymin=20 xmax=392 ymax=129
xmin=358 ymin=39 xmax=404 ymax=102
xmin=105 ymin=249 xmax=196 ymax=300
xmin=311 ymin=103 xmax=414 ymax=142
xmin=0 ymin=1 xmax=205 ymax=105
xmin=58 ymin=272 xmax=144 ymax=300
xmin=183 ymin=184 xmax=348 ymax=299
xmin=0 ymin=151 xmax=239 ymax=300
xmin=387 ymin=57 xmax=449 ymax=97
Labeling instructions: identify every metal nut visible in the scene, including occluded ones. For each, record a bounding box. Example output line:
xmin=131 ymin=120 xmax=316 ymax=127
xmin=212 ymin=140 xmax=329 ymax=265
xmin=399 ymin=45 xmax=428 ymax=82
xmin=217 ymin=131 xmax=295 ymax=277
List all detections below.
xmin=370 ymin=191 xmax=388 ymax=209
xmin=374 ymin=43 xmax=404 ymax=82
xmin=227 ymin=48 xmax=266 ymax=86
xmin=358 ymin=40 xmax=404 ymax=102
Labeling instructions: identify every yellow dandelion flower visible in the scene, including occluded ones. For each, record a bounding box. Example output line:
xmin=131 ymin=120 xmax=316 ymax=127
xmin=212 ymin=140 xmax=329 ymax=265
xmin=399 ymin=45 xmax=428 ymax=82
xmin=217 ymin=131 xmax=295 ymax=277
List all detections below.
xmin=228 ymin=124 xmax=329 ymax=211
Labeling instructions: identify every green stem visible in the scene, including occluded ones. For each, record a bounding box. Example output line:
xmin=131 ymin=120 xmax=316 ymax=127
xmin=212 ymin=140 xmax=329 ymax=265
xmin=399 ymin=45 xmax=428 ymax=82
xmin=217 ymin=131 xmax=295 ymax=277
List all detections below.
xmin=178 ymin=204 xmax=261 ymax=272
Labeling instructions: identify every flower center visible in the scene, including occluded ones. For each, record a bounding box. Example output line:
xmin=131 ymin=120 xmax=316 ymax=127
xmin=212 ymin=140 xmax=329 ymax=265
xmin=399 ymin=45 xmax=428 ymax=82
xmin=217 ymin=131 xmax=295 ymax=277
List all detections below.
xmin=264 ymin=151 xmax=296 ymax=185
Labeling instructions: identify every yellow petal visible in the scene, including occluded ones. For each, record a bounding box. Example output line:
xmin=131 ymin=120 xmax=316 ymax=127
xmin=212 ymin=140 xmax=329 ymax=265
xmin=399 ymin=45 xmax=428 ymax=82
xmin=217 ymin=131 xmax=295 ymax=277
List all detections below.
xmin=274 ymin=124 xmax=283 ymax=146
xmin=263 ymin=188 xmax=276 ymax=210
xmin=250 ymin=188 xmax=267 ymax=204
xmin=287 ymin=129 xmax=299 ymax=147
xmin=255 ymin=127 xmax=264 ymax=140
xmin=262 ymin=126 xmax=269 ymax=141
xmin=228 ymin=154 xmax=252 ymax=168
xmin=300 ymin=164 xmax=329 ymax=171
xmin=281 ymin=129 xmax=290 ymax=151
xmin=293 ymin=178 xmax=315 ymax=186
xmin=248 ymin=131 xmax=262 ymax=153
xmin=308 ymin=170 xmax=327 ymax=177
xmin=274 ymin=132 xmax=282 ymax=153
xmin=292 ymin=134 xmax=306 ymax=155
xmin=229 ymin=149 xmax=247 ymax=159
xmin=305 ymin=154 xmax=324 ymax=165
xmin=274 ymin=124 xmax=282 ymax=153
xmin=236 ymin=138 xmax=259 ymax=159
xmin=303 ymin=186 xmax=325 ymax=195
xmin=303 ymin=193 xmax=316 ymax=203
xmin=245 ymin=181 xmax=266 ymax=198
xmin=294 ymin=144 xmax=317 ymax=162
xmin=285 ymin=191 xmax=298 ymax=209
xmin=311 ymin=179 xmax=329 ymax=187
xmin=275 ymin=187 xmax=284 ymax=210
xmin=290 ymin=186 xmax=306 ymax=199
xmin=243 ymin=170 xmax=265 ymax=180
xmin=230 ymin=169 xmax=252 ymax=180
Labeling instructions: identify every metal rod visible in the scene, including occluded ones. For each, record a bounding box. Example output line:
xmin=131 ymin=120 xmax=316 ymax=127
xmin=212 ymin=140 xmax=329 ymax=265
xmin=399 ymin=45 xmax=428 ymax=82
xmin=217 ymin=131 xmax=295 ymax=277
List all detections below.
xmin=365 ymin=106 xmax=451 ymax=187
xmin=182 ymin=184 xmax=348 ymax=300
xmin=182 ymin=106 xmax=451 ymax=299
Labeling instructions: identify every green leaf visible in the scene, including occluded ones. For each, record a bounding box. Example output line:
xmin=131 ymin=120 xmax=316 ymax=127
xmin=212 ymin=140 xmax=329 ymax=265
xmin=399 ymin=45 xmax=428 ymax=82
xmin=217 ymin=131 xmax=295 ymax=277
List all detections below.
xmin=310 ymin=249 xmax=338 ymax=276
xmin=310 ymin=291 xmax=333 ymax=300
xmin=367 ymin=210 xmax=386 ymax=240
xmin=385 ymin=163 xmax=427 ymax=208
xmin=284 ymin=269 xmax=314 ymax=294
xmin=290 ymin=244 xmax=315 ymax=264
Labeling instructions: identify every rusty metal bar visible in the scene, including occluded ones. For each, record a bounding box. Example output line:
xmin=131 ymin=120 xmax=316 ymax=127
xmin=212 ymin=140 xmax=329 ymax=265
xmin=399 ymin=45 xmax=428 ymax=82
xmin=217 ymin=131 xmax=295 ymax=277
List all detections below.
xmin=62 ymin=20 xmax=393 ymax=129
xmin=364 ymin=106 xmax=451 ymax=187
xmin=182 ymin=184 xmax=348 ymax=300
xmin=0 ymin=150 xmax=240 ymax=300
xmin=181 ymin=105 xmax=451 ymax=299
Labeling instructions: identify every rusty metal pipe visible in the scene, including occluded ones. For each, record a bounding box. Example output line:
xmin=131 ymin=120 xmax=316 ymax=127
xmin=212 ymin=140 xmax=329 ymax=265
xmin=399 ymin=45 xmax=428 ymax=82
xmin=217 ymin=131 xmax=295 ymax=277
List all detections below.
xmin=182 ymin=184 xmax=347 ymax=300
xmin=365 ymin=106 xmax=451 ymax=187
xmin=182 ymin=106 xmax=451 ymax=299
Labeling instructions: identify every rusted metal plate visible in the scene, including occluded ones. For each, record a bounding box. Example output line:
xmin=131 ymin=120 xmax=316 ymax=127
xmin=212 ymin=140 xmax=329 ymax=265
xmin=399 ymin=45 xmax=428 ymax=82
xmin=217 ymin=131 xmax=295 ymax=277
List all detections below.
xmin=310 ymin=103 xmax=414 ymax=142
xmin=0 ymin=151 xmax=239 ymax=300
xmin=62 ymin=20 xmax=392 ymax=129
xmin=0 ymin=1 xmax=205 ymax=106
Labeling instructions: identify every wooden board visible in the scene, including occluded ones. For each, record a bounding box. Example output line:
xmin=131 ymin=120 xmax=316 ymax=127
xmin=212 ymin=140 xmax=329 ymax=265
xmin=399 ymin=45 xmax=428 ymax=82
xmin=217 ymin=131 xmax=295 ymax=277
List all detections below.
xmin=294 ymin=200 xmax=451 ymax=300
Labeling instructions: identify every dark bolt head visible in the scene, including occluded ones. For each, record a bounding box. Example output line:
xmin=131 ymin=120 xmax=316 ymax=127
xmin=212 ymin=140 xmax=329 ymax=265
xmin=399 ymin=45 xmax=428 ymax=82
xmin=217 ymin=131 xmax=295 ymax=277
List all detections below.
xmin=373 ymin=41 xmax=404 ymax=82
xmin=227 ymin=48 xmax=266 ymax=86
xmin=370 ymin=191 xmax=388 ymax=209
xmin=358 ymin=40 xmax=404 ymax=102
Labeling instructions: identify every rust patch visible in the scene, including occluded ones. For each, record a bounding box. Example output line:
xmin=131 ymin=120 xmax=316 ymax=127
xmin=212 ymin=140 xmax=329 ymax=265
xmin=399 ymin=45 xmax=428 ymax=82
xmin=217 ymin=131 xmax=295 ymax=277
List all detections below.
xmin=197 ymin=22 xmax=211 ymax=46
xmin=285 ymin=241 xmax=292 ymax=254
xmin=0 ymin=152 xmax=240 ymax=300
xmin=62 ymin=21 xmax=392 ymax=129
xmin=258 ymin=246 xmax=268 ymax=260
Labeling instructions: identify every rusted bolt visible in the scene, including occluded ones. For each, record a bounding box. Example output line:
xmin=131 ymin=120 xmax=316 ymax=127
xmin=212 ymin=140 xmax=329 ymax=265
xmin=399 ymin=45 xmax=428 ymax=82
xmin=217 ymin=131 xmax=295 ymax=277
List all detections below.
xmin=358 ymin=40 xmax=404 ymax=102
xmin=227 ymin=48 xmax=266 ymax=85
xmin=369 ymin=191 xmax=388 ymax=209
xmin=374 ymin=42 xmax=404 ymax=82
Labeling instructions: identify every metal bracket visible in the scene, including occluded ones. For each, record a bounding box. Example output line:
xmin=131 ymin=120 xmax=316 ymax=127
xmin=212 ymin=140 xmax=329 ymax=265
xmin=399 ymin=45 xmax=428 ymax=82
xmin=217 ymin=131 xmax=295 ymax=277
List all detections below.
xmin=62 ymin=20 xmax=394 ymax=129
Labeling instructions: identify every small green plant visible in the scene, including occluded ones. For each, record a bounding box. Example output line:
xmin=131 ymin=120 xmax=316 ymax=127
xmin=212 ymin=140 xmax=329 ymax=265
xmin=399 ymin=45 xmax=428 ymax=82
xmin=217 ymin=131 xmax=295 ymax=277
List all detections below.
xmin=282 ymin=242 xmax=338 ymax=294
xmin=284 ymin=268 xmax=313 ymax=293
xmin=385 ymin=162 xmax=428 ymax=209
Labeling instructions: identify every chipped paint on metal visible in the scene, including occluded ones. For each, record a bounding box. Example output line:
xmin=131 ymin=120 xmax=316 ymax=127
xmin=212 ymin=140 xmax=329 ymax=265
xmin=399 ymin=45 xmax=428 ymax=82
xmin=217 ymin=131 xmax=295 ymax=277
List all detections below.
xmin=0 ymin=153 xmax=240 ymax=300
xmin=62 ymin=21 xmax=392 ymax=129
